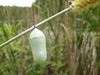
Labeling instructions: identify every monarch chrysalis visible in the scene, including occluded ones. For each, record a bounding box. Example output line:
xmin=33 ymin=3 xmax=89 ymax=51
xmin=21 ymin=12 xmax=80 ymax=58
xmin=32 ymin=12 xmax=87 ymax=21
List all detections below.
xmin=29 ymin=28 xmax=47 ymax=64
xmin=71 ymin=0 xmax=100 ymax=11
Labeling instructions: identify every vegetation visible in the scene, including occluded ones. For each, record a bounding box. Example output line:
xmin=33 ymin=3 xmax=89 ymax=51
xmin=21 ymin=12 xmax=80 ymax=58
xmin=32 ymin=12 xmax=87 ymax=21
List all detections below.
xmin=0 ymin=0 xmax=100 ymax=75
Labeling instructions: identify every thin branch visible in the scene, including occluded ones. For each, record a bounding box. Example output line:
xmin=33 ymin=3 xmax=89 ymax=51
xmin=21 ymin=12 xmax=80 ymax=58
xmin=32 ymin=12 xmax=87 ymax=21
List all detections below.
xmin=0 ymin=6 xmax=72 ymax=48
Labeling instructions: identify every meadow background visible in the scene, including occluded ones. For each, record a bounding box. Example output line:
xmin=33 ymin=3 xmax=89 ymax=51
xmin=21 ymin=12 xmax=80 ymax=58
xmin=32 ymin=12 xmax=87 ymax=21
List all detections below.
xmin=0 ymin=0 xmax=100 ymax=75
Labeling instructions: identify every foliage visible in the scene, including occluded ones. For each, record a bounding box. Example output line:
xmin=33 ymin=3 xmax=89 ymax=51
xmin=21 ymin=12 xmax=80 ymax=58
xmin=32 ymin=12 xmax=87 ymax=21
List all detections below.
xmin=0 ymin=0 xmax=100 ymax=75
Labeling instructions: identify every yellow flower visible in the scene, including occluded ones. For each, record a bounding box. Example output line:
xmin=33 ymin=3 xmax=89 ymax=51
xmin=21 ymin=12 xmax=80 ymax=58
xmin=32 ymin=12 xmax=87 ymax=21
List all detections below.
xmin=71 ymin=0 xmax=100 ymax=11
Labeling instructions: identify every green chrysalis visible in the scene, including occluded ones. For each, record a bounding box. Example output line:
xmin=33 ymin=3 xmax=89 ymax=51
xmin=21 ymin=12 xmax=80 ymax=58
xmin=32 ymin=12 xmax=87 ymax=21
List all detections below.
xmin=29 ymin=28 xmax=47 ymax=63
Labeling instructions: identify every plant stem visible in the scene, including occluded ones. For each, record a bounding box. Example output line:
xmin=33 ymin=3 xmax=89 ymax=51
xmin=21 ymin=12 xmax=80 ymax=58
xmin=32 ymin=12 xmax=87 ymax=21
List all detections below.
xmin=0 ymin=6 xmax=72 ymax=48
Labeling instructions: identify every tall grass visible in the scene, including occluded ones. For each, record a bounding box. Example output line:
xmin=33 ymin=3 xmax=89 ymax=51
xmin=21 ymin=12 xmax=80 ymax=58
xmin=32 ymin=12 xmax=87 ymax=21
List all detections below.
xmin=0 ymin=0 xmax=100 ymax=75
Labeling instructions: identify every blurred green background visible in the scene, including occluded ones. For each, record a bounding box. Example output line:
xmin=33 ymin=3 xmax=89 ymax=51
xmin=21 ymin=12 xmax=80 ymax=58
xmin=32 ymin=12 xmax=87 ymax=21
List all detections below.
xmin=0 ymin=0 xmax=100 ymax=75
